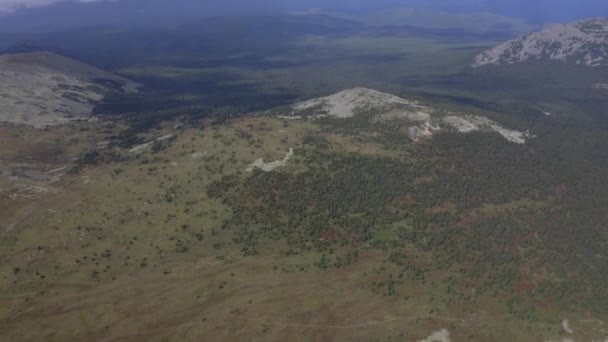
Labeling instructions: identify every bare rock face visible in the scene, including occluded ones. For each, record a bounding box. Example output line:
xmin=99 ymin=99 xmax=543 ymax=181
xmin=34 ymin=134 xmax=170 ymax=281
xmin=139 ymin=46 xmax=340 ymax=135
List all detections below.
xmin=0 ymin=52 xmax=140 ymax=128
xmin=473 ymin=17 xmax=608 ymax=68
xmin=287 ymin=87 xmax=529 ymax=144
xmin=291 ymin=87 xmax=419 ymax=118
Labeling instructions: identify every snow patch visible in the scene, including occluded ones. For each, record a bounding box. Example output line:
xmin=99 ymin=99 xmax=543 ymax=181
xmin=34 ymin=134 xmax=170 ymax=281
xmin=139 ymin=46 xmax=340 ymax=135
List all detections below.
xmin=246 ymin=148 xmax=294 ymax=172
xmin=562 ymin=319 xmax=574 ymax=334
xmin=128 ymin=135 xmax=174 ymax=154
xmin=418 ymin=329 xmax=451 ymax=342
xmin=47 ymin=166 xmax=68 ymax=174
xmin=191 ymin=152 xmax=206 ymax=159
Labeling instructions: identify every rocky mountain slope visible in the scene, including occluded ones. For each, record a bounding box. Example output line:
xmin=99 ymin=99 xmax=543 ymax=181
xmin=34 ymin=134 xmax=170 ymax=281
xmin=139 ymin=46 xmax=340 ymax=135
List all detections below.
xmin=473 ymin=17 xmax=608 ymax=67
xmin=0 ymin=52 xmax=139 ymax=128
xmin=288 ymin=87 xmax=528 ymax=144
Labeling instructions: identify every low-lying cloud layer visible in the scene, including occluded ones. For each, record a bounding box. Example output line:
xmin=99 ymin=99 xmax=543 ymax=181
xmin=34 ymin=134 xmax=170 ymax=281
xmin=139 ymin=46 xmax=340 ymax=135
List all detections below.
xmin=0 ymin=0 xmax=56 ymax=12
xmin=0 ymin=0 xmax=96 ymax=12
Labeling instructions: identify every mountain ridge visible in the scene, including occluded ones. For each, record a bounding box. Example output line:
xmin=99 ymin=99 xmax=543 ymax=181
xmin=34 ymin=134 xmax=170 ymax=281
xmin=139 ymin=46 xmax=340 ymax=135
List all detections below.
xmin=473 ymin=17 xmax=608 ymax=67
xmin=286 ymin=87 xmax=528 ymax=144
xmin=0 ymin=51 xmax=139 ymax=128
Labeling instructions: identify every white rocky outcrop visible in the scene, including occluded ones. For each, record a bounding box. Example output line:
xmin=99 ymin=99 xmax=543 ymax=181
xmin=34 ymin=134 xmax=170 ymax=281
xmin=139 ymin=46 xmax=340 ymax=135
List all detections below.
xmin=287 ymin=87 xmax=529 ymax=144
xmin=474 ymin=18 xmax=608 ymax=67
xmin=291 ymin=87 xmax=420 ymax=118
xmin=0 ymin=52 xmax=140 ymax=128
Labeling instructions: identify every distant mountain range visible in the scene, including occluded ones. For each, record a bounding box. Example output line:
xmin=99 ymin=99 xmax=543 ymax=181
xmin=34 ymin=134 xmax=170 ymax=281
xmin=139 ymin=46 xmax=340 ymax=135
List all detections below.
xmin=474 ymin=17 xmax=608 ymax=68
xmin=0 ymin=0 xmax=607 ymax=33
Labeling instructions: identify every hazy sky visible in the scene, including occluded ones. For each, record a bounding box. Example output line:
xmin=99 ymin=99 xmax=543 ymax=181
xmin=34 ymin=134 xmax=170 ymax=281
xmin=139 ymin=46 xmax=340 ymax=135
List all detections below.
xmin=1 ymin=0 xmax=608 ymax=17
xmin=0 ymin=0 xmax=606 ymax=30
xmin=0 ymin=0 xmax=605 ymax=11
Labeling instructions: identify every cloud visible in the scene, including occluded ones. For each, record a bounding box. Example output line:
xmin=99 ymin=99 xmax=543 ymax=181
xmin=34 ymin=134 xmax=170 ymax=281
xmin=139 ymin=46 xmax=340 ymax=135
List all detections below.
xmin=0 ymin=0 xmax=99 ymax=13
xmin=0 ymin=0 xmax=60 ymax=12
xmin=0 ymin=0 xmax=59 ymax=11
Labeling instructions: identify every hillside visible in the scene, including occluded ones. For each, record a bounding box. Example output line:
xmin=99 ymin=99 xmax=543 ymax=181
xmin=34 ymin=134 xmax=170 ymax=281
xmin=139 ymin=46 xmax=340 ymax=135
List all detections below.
xmin=0 ymin=52 xmax=139 ymax=127
xmin=288 ymin=87 xmax=528 ymax=144
xmin=2 ymin=105 xmax=607 ymax=341
xmin=2 ymin=9 xmax=608 ymax=342
xmin=473 ymin=17 xmax=608 ymax=67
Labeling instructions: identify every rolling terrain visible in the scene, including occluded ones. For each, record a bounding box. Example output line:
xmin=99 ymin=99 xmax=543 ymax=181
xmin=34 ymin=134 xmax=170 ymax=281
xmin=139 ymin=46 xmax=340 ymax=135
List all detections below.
xmin=286 ymin=87 xmax=528 ymax=143
xmin=1 ymin=86 xmax=608 ymax=341
xmin=1 ymin=10 xmax=608 ymax=342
